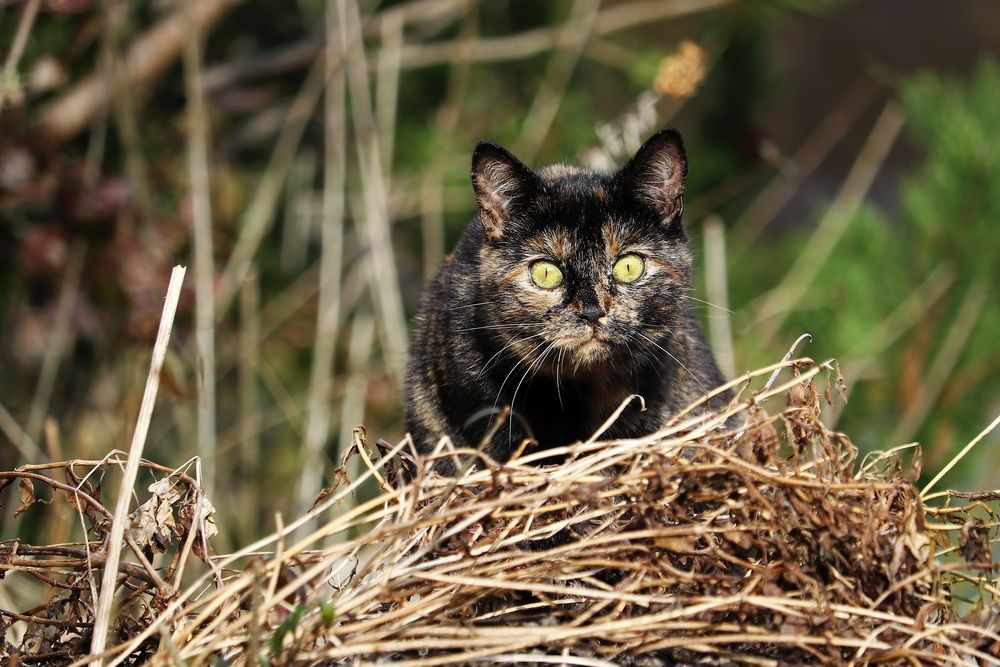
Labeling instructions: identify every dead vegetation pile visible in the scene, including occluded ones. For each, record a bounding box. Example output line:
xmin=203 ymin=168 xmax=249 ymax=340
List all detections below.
xmin=2 ymin=359 xmax=999 ymax=665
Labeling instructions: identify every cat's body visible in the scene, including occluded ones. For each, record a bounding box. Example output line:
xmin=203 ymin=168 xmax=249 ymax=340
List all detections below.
xmin=406 ymin=130 xmax=727 ymax=473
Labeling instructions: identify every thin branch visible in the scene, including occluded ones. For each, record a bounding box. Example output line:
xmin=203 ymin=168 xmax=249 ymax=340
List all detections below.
xmin=395 ymin=0 xmax=734 ymax=70
xmin=0 ymin=401 xmax=42 ymax=462
xmin=514 ymin=0 xmax=600 ymax=163
xmin=921 ymin=411 xmax=1000 ymax=498
xmin=732 ymin=77 xmax=880 ymax=254
xmin=201 ymin=0 xmax=469 ymax=93
xmin=829 ymin=262 xmax=955 ymax=426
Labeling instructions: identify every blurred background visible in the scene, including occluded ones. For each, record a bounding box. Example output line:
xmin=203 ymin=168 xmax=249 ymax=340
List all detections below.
xmin=1 ymin=0 xmax=998 ymax=546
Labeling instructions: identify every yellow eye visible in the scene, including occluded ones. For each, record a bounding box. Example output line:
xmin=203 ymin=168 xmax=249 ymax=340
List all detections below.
xmin=612 ymin=254 xmax=645 ymax=284
xmin=530 ymin=261 xmax=563 ymax=289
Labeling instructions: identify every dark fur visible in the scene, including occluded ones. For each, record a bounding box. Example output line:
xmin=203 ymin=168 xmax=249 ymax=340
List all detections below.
xmin=406 ymin=130 xmax=727 ymax=474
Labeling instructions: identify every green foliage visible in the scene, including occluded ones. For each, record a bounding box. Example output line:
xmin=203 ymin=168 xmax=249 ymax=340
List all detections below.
xmin=732 ymin=56 xmax=1000 ymax=484
xmin=269 ymin=603 xmax=309 ymax=656
xmin=896 ymin=57 xmax=1000 ymax=480
xmin=786 ymin=205 xmax=909 ymax=354
xmin=900 ymin=57 xmax=1000 ymax=282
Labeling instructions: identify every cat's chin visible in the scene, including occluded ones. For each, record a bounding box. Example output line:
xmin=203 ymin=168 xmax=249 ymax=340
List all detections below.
xmin=568 ymin=337 xmax=615 ymax=368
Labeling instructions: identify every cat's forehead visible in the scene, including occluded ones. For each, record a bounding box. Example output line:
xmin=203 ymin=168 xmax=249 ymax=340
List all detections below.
xmin=533 ymin=168 xmax=622 ymax=223
xmin=507 ymin=164 xmax=669 ymax=259
xmin=537 ymin=165 xmax=609 ymax=195
xmin=521 ymin=215 xmax=638 ymax=262
xmin=534 ymin=168 xmax=613 ymax=217
xmin=537 ymin=163 xmax=588 ymax=180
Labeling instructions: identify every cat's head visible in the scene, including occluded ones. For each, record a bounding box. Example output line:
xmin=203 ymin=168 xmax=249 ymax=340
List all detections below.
xmin=470 ymin=129 xmax=694 ymax=373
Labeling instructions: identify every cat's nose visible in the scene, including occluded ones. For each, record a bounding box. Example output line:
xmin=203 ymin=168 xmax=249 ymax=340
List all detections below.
xmin=578 ymin=304 xmax=607 ymax=325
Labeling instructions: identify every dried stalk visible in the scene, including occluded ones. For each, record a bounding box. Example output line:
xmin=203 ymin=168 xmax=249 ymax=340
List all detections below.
xmin=419 ymin=4 xmax=477 ymax=278
xmin=215 ymin=54 xmax=326 ymax=317
xmin=890 ymin=279 xmax=988 ymax=447
xmin=297 ymin=0 xmax=348 ymax=524
xmin=339 ymin=0 xmax=408 ymax=386
xmin=753 ymin=101 xmax=905 ymax=343
xmin=183 ymin=0 xmax=217 ymax=496
xmin=24 ymin=245 xmax=85 ymax=461
xmin=90 ymin=266 xmax=186 ymax=662
xmin=238 ymin=267 xmax=261 ymax=476
xmin=702 ymin=215 xmax=735 ymax=380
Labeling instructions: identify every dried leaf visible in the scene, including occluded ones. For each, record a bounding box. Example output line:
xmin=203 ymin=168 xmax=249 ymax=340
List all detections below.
xmin=15 ymin=478 xmax=36 ymax=517
xmin=183 ymin=494 xmax=219 ymax=562
xmin=126 ymin=477 xmax=181 ymax=557
xmin=960 ymin=517 xmax=992 ymax=570
xmin=909 ymin=445 xmax=923 ymax=481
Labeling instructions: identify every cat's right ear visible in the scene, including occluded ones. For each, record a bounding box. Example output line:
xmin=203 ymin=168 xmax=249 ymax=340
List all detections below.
xmin=614 ymin=129 xmax=688 ymax=225
xmin=471 ymin=142 xmax=540 ymax=241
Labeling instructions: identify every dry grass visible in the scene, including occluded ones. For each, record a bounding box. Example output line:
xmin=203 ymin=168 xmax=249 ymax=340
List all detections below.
xmin=3 ymin=358 xmax=998 ymax=665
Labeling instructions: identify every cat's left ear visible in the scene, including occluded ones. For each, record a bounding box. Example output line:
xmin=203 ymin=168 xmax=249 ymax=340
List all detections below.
xmin=472 ymin=142 xmax=541 ymax=241
xmin=615 ymin=129 xmax=687 ymax=224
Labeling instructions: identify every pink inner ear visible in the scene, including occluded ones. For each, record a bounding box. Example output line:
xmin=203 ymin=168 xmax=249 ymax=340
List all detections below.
xmin=474 ymin=160 xmax=520 ymax=238
xmin=478 ymin=161 xmax=520 ymax=215
xmin=636 ymin=154 xmax=684 ymax=219
xmin=616 ymin=130 xmax=688 ymax=221
xmin=472 ymin=145 xmax=539 ymax=239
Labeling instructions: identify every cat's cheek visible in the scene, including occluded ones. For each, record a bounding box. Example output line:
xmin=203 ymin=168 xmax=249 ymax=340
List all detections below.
xmin=514 ymin=286 xmax=562 ymax=316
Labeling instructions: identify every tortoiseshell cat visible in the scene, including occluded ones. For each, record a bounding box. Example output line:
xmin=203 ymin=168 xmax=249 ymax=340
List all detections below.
xmin=406 ymin=130 xmax=727 ymax=473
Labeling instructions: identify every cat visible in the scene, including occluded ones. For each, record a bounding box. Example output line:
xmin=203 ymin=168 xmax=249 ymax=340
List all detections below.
xmin=405 ymin=129 xmax=727 ymax=474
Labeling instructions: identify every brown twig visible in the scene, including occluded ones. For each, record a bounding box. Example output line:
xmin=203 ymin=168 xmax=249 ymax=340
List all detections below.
xmin=395 ymin=0 xmax=734 ymax=70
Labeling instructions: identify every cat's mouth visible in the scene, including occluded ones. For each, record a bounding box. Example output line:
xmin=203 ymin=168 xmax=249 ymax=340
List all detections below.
xmin=571 ymin=328 xmax=612 ymax=363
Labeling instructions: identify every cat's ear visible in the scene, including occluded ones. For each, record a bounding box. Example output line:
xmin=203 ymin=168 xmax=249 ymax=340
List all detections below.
xmin=471 ymin=142 xmax=540 ymax=240
xmin=615 ymin=129 xmax=687 ymax=223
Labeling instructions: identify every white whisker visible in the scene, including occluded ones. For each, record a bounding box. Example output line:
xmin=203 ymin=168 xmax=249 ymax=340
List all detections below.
xmin=683 ymin=293 xmax=733 ymax=313
xmin=507 ymin=342 xmax=555 ymax=444
xmin=487 ymin=338 xmax=549 ymax=438
xmin=477 ymin=331 xmax=547 ymax=379
xmin=635 ymin=331 xmax=707 ymax=393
